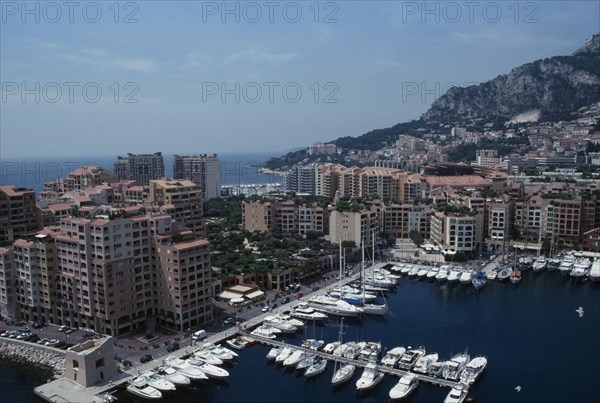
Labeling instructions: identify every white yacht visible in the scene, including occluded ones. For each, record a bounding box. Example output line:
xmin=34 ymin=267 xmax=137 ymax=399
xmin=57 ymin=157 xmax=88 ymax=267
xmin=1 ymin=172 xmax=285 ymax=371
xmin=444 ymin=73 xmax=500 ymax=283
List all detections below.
xmin=283 ymin=349 xmax=305 ymax=367
xmin=251 ymin=324 xmax=281 ymax=339
xmin=202 ymin=342 xmax=238 ymax=359
xmin=570 ymin=258 xmax=591 ymax=278
xmin=290 ymin=303 xmax=328 ymax=321
xmin=263 ymin=316 xmax=298 ymax=333
xmin=307 ymin=295 xmax=363 ymax=317
xmin=304 ymin=357 xmax=327 ymax=377
xmin=359 ymin=341 xmax=382 ymax=361
xmin=344 ymin=341 xmax=367 ymax=359
xmin=188 ymin=359 xmax=230 ymax=379
xmin=397 ymin=346 xmax=425 ymax=370
xmin=126 ymin=378 xmax=162 ymax=400
xmin=388 ymin=373 xmax=418 ymax=400
xmin=559 ymin=255 xmax=575 ymax=274
xmin=460 ymin=356 xmax=487 ymax=385
xmin=533 ymin=256 xmax=547 ymax=271
xmin=413 ymin=353 xmax=439 ymax=374
xmin=158 ymin=366 xmax=190 ymax=386
xmin=355 ymin=362 xmax=384 ymax=391
xmin=447 ymin=268 xmax=461 ymax=282
xmin=323 ymin=341 xmax=341 ymax=354
xmin=427 ymin=360 xmax=446 ymax=377
xmin=442 ymin=353 xmax=470 ymax=380
xmin=163 ymin=356 xmax=208 ymax=381
xmin=296 ymin=353 xmax=316 ymax=371
xmin=380 ymin=346 xmax=406 ymax=367
xmin=139 ymin=370 xmax=176 ymax=391
xmin=444 ymin=384 xmax=468 ymax=403
xmin=331 ymin=363 xmax=355 ymax=386
xmin=275 ymin=345 xmax=294 ymax=364
xmin=266 ymin=346 xmax=283 ymax=360
xmin=408 ymin=266 xmax=420 ymax=277
xmin=459 ymin=271 xmax=473 ymax=284
xmin=193 ymin=349 xmax=223 ymax=365
xmin=426 ymin=267 xmax=439 ymax=280
xmin=435 ymin=268 xmax=448 ymax=282
xmin=588 ymin=259 xmax=600 ymax=282
xmin=417 ymin=267 xmax=429 ymax=278
xmin=400 ymin=265 xmax=412 ymax=275
xmin=486 ymin=270 xmax=497 ymax=281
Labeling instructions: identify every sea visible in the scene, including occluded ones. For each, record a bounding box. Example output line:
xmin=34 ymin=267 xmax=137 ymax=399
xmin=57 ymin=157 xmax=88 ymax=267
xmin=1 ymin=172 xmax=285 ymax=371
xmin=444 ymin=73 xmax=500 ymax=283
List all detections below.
xmin=3 ymin=270 xmax=599 ymax=403
xmin=1 ymin=153 xmax=599 ymax=402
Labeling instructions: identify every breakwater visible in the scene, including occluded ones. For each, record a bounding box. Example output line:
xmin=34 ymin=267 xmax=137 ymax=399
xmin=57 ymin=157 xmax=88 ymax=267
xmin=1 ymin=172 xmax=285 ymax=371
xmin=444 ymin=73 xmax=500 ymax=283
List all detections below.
xmin=0 ymin=340 xmax=65 ymax=379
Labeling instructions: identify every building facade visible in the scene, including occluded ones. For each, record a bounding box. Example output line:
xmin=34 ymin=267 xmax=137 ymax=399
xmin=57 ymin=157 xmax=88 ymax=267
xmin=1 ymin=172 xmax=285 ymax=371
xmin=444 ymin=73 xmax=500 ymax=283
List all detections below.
xmin=113 ymin=152 xmax=165 ymax=185
xmin=0 ymin=185 xmax=38 ymax=243
xmin=173 ymin=154 xmax=221 ymax=200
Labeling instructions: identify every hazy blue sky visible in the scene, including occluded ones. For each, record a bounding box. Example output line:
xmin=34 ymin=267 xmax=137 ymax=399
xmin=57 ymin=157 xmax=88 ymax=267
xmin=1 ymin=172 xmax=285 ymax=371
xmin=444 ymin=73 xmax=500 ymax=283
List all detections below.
xmin=1 ymin=1 xmax=599 ymax=157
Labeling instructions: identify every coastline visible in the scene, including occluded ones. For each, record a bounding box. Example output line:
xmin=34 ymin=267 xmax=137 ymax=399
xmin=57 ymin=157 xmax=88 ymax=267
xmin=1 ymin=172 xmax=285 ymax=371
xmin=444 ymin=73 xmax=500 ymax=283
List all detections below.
xmin=0 ymin=340 xmax=65 ymax=379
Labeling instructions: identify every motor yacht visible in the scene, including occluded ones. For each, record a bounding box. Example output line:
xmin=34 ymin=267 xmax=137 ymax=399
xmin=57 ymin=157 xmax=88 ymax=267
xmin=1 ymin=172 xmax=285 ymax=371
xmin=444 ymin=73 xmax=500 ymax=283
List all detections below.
xmin=444 ymin=384 xmax=468 ymax=403
xmin=459 ymin=271 xmax=473 ymax=284
xmin=157 ymin=366 xmax=190 ymax=386
xmin=188 ymin=359 xmax=230 ymax=379
xmin=275 ymin=345 xmax=294 ymax=364
xmin=355 ymin=362 xmax=384 ymax=391
xmin=486 ymin=270 xmax=497 ymax=281
xmin=380 ymin=346 xmax=406 ymax=367
xmin=163 ymin=356 xmax=208 ymax=381
xmin=139 ymin=370 xmax=176 ymax=391
xmin=496 ymin=266 xmax=511 ymax=281
xmin=559 ymin=254 xmax=575 ymax=274
xmin=359 ymin=342 xmax=382 ymax=361
xmin=532 ymin=256 xmax=547 ymax=272
xmin=435 ymin=268 xmax=448 ymax=282
xmin=471 ymin=272 xmax=486 ymax=289
xmin=570 ymin=258 xmax=591 ymax=278
xmin=266 ymin=346 xmax=283 ymax=360
xmin=426 ymin=267 xmax=439 ymax=280
xmin=289 ymin=302 xmax=328 ymax=321
xmin=283 ymin=349 xmax=305 ymax=367
xmin=442 ymin=353 xmax=470 ymax=381
xmin=126 ymin=378 xmax=162 ymax=400
xmin=397 ymin=346 xmax=425 ymax=370
xmin=388 ymin=373 xmax=418 ymax=400
xmin=307 ymin=295 xmax=363 ymax=317
xmin=447 ymin=268 xmax=461 ymax=282
xmin=413 ymin=353 xmax=439 ymax=374
xmin=460 ymin=356 xmax=487 ymax=385
xmin=193 ymin=349 xmax=223 ymax=365
xmin=588 ymin=259 xmax=600 ymax=282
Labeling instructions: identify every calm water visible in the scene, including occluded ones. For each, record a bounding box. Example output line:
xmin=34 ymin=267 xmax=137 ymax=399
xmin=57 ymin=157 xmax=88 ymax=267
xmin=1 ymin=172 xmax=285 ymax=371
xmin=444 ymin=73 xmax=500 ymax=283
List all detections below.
xmin=11 ymin=269 xmax=597 ymax=403
xmin=0 ymin=151 xmax=283 ymax=194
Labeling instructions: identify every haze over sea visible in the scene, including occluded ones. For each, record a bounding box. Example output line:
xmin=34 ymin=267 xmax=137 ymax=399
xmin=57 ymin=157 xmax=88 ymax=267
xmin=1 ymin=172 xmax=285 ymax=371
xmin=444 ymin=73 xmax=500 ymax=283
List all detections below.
xmin=3 ymin=268 xmax=599 ymax=402
xmin=0 ymin=151 xmax=284 ymax=194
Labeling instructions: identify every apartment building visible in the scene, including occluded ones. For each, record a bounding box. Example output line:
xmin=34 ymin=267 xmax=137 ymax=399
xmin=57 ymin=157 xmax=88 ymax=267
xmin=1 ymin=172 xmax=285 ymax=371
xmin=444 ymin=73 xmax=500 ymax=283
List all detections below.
xmin=430 ymin=211 xmax=479 ymax=255
xmin=241 ymin=199 xmax=273 ymax=233
xmin=0 ymin=247 xmax=16 ymax=318
xmin=486 ymin=201 xmax=512 ymax=248
xmin=42 ymin=166 xmax=114 ymax=198
xmin=274 ymin=200 xmax=296 ymax=234
xmin=113 ymin=152 xmax=165 ymax=185
xmin=545 ymin=199 xmax=582 ymax=247
xmin=173 ymin=154 xmax=221 ymax=200
xmin=329 ymin=209 xmax=377 ymax=246
xmin=296 ymin=203 xmax=328 ymax=235
xmin=286 ymin=165 xmax=316 ymax=194
xmin=0 ymin=185 xmax=38 ymax=243
xmin=148 ymin=179 xmax=205 ymax=238
xmin=384 ymin=203 xmax=430 ymax=239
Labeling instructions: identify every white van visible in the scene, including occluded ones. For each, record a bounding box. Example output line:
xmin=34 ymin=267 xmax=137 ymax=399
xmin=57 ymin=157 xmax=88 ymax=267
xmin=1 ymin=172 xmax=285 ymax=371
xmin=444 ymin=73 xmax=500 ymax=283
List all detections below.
xmin=192 ymin=330 xmax=206 ymax=341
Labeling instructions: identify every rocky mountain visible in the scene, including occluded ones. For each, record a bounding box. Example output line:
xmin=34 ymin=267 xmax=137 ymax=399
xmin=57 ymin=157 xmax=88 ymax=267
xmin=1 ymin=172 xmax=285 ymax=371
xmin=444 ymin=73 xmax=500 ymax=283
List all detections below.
xmin=423 ymin=33 xmax=600 ymax=123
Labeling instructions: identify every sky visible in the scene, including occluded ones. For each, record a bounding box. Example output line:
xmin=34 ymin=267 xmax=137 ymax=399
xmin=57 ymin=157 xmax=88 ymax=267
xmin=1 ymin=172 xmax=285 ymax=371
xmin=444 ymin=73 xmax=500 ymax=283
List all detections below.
xmin=1 ymin=0 xmax=599 ymax=158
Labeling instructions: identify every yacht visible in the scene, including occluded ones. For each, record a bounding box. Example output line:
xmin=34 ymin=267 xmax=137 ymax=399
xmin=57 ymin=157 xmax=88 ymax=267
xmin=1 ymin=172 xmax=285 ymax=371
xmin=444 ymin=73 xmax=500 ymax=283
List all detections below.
xmin=509 ymin=269 xmax=522 ymax=284
xmin=275 ymin=346 xmax=294 ymax=364
xmin=331 ymin=363 xmax=356 ymax=386
xmin=496 ymin=266 xmax=511 ymax=281
xmin=444 ymin=384 xmax=468 ymax=403
xmin=188 ymin=359 xmax=230 ymax=379
xmin=202 ymin=342 xmax=238 ymax=359
xmin=307 ymin=295 xmax=364 ymax=317
xmin=361 ymin=302 xmax=389 ymax=316
xmin=559 ymin=255 xmax=575 ymax=274
xmin=290 ymin=303 xmax=328 ymax=321
xmin=532 ymin=256 xmax=547 ymax=272
xmin=251 ymin=324 xmax=281 ymax=339
xmin=588 ymin=259 xmax=600 ymax=282
xmin=426 ymin=267 xmax=439 ymax=280
xmin=226 ymin=336 xmax=250 ymax=351
xmin=397 ymin=346 xmax=425 ymax=370
xmin=301 ymin=338 xmax=325 ymax=351
xmin=400 ymin=265 xmax=412 ymax=275
xmin=547 ymin=258 xmax=561 ymax=271
xmin=343 ymin=342 xmax=367 ymax=359
xmin=380 ymin=346 xmax=406 ymax=367
xmin=427 ymin=360 xmax=446 ymax=377
xmin=417 ymin=267 xmax=429 ymax=278
xmin=283 ymin=349 xmax=305 ymax=367
xmin=460 ymin=356 xmax=487 ymax=385
xmin=447 ymin=268 xmax=461 ymax=282
xmin=266 ymin=346 xmax=283 ymax=360
xmin=359 ymin=342 xmax=382 ymax=361
xmin=157 ymin=366 xmax=190 ymax=386
xmin=435 ymin=267 xmax=448 ymax=282
xmin=408 ymin=266 xmax=420 ymax=277
xmin=388 ymin=373 xmax=419 ymax=400
xmin=304 ymin=357 xmax=327 ymax=377
xmin=486 ymin=270 xmax=497 ymax=281
xmin=355 ymin=362 xmax=384 ymax=391
xmin=570 ymin=258 xmax=591 ymax=278
xmin=442 ymin=353 xmax=470 ymax=380
xmin=296 ymin=353 xmax=316 ymax=371
xmin=413 ymin=353 xmax=439 ymax=374
xmin=139 ymin=371 xmax=176 ymax=391
xmin=193 ymin=349 xmax=223 ymax=365
xmin=126 ymin=378 xmax=162 ymax=400
xmin=323 ymin=341 xmax=341 ymax=354
xmin=471 ymin=272 xmax=486 ymax=289
xmin=263 ymin=315 xmax=298 ymax=333
xmin=459 ymin=270 xmax=473 ymax=284
xmin=163 ymin=356 xmax=208 ymax=381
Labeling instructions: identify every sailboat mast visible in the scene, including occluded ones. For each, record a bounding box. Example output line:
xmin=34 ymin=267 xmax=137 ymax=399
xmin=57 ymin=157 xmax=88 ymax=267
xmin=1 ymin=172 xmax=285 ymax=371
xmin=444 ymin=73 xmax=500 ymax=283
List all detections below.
xmin=372 ymin=231 xmax=375 ymax=267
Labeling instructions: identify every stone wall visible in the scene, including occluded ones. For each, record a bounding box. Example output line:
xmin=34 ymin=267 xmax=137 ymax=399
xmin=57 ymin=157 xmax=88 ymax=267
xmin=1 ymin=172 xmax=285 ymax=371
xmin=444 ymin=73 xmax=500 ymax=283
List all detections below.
xmin=0 ymin=340 xmax=65 ymax=379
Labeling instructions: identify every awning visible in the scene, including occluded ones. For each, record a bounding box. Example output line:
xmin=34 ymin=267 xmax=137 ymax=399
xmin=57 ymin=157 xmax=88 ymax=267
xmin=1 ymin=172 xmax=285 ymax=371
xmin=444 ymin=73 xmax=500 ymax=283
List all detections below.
xmin=218 ymin=291 xmax=242 ymax=300
xmin=230 ymin=297 xmax=245 ymax=304
xmin=245 ymin=290 xmax=265 ymax=299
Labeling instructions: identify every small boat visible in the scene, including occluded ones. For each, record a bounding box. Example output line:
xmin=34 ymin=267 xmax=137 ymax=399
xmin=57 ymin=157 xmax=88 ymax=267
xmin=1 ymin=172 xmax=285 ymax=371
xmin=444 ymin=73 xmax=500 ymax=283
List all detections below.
xmin=359 ymin=341 xmax=382 ymax=361
xmin=532 ymin=256 xmax=547 ymax=272
xmin=275 ymin=346 xmax=294 ymax=363
xmin=266 ymin=346 xmax=283 ymax=360
xmin=444 ymin=383 xmax=468 ymax=403
xmin=486 ymin=270 xmax=497 ymax=281
xmin=442 ymin=353 xmax=470 ymax=380
xmin=426 ymin=267 xmax=439 ymax=280
xmin=459 ymin=271 xmax=473 ymax=284
xmin=226 ymin=336 xmax=249 ymax=351
xmin=283 ymin=349 xmax=305 ymax=367
xmin=397 ymin=346 xmax=425 ymax=370
xmin=323 ymin=341 xmax=341 ymax=354
xmin=472 ymin=271 xmax=486 ymax=289
xmin=304 ymin=357 xmax=327 ymax=377
xmin=139 ymin=370 xmax=176 ymax=391
xmin=157 ymin=366 xmax=190 ymax=386
xmin=427 ymin=360 xmax=446 ymax=377
xmin=588 ymin=259 xmax=600 ymax=282
xmin=388 ymin=373 xmax=419 ymax=400
xmin=331 ymin=363 xmax=355 ymax=386
xmin=435 ymin=268 xmax=448 ymax=282
xmin=413 ymin=353 xmax=439 ymax=374
xmin=355 ymin=362 xmax=384 ymax=391
xmin=460 ymin=356 xmax=487 ymax=385
xmin=380 ymin=346 xmax=406 ymax=367
xmin=447 ymin=268 xmax=461 ymax=282
xmin=127 ymin=379 xmax=162 ymax=400
xmin=496 ymin=266 xmax=511 ymax=281
xmin=509 ymin=269 xmax=522 ymax=284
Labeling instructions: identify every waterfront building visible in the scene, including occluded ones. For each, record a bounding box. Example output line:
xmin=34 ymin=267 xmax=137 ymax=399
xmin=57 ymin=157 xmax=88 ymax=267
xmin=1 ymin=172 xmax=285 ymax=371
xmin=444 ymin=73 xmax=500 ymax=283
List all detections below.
xmin=430 ymin=211 xmax=480 ymax=256
xmin=0 ymin=185 xmax=38 ymax=243
xmin=329 ymin=209 xmax=377 ymax=246
xmin=65 ymin=337 xmax=118 ymax=386
xmin=113 ymin=152 xmax=164 ymax=185
xmin=173 ymin=154 xmax=221 ymax=200
xmin=384 ymin=203 xmax=430 ymax=240
xmin=0 ymin=247 xmax=16 ymax=318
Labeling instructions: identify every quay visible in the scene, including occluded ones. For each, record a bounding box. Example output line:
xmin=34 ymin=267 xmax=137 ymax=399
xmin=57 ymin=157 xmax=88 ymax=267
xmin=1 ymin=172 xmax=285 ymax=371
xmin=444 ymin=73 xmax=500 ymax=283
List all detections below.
xmin=241 ymin=331 xmax=468 ymax=390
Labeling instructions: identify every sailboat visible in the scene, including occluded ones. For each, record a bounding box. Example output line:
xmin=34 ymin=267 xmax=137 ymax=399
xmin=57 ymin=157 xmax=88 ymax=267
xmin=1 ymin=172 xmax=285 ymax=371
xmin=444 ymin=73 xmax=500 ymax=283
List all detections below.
xmin=359 ymin=235 xmax=388 ymax=315
xmin=331 ymin=318 xmax=356 ymax=386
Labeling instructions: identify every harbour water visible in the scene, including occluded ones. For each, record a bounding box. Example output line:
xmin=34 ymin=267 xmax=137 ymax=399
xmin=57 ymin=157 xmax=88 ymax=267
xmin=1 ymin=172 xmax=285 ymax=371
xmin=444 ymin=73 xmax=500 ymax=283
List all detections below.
xmin=6 ymin=269 xmax=599 ymax=402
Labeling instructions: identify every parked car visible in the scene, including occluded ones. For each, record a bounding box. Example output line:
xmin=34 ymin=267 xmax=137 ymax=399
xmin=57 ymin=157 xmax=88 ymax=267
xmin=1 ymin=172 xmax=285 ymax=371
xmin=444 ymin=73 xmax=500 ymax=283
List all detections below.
xmin=25 ymin=334 xmax=39 ymax=342
xmin=54 ymin=341 xmax=66 ymax=349
xmin=261 ymin=305 xmax=270 ymax=312
xmin=32 ymin=322 xmax=43 ymax=329
xmin=58 ymin=325 xmax=69 ymax=333
xmin=140 ymin=354 xmax=153 ymax=363
xmin=192 ymin=330 xmax=206 ymax=341
xmin=166 ymin=342 xmax=180 ymax=352
xmin=38 ymin=338 xmax=51 ymax=345
xmin=16 ymin=332 xmax=31 ymax=340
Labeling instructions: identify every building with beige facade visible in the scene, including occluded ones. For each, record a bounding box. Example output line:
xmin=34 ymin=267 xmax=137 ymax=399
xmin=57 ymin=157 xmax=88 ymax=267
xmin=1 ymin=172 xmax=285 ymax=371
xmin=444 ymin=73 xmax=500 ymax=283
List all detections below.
xmin=65 ymin=337 xmax=117 ymax=386
xmin=0 ymin=185 xmax=38 ymax=243
xmin=0 ymin=247 xmax=16 ymax=318
xmin=430 ymin=211 xmax=479 ymax=255
xmin=173 ymin=154 xmax=221 ymax=200
xmin=242 ymin=199 xmax=273 ymax=232
xmin=384 ymin=203 xmax=430 ymax=239
xmin=329 ymin=209 xmax=378 ymax=246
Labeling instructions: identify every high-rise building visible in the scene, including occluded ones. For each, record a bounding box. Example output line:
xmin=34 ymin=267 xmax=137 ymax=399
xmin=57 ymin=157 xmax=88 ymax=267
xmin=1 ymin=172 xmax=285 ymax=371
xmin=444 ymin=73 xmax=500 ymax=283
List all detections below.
xmin=0 ymin=185 xmax=38 ymax=243
xmin=430 ymin=211 xmax=479 ymax=255
xmin=0 ymin=247 xmax=16 ymax=318
xmin=173 ymin=154 xmax=221 ymax=200
xmin=113 ymin=152 xmax=165 ymax=185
